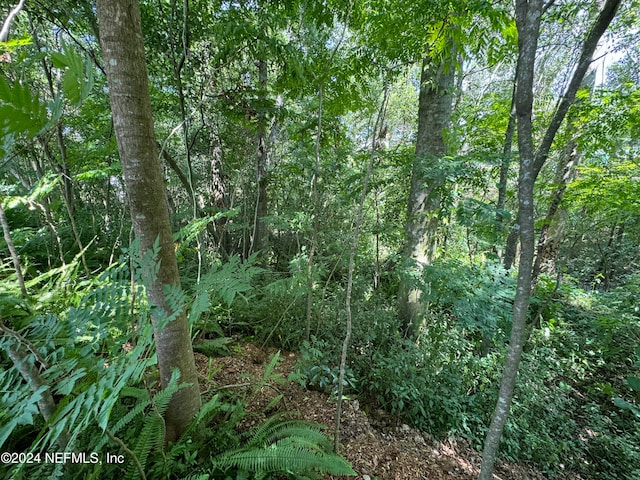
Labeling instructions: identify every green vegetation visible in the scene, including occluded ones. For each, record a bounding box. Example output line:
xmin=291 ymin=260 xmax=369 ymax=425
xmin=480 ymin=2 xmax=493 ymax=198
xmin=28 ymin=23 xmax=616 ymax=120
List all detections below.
xmin=1 ymin=0 xmax=639 ymax=479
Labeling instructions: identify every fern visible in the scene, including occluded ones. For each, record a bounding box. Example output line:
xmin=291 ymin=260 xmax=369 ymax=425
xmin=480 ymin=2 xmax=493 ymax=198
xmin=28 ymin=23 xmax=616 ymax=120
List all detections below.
xmin=50 ymin=40 xmax=95 ymax=106
xmin=245 ymin=415 xmax=328 ymax=449
xmin=215 ymin=444 xmax=355 ymax=479
xmin=180 ymin=394 xmax=225 ymax=438
xmin=213 ymin=417 xmax=356 ymax=479
xmin=199 ymin=254 xmax=263 ymax=307
xmin=124 ymin=371 xmax=183 ymax=480
xmin=0 ymin=76 xmax=48 ymax=136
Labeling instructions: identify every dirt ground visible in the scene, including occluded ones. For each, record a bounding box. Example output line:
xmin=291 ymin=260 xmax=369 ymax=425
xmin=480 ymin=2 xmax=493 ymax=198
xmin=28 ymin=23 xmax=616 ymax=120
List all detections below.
xmin=194 ymin=343 xmax=584 ymax=480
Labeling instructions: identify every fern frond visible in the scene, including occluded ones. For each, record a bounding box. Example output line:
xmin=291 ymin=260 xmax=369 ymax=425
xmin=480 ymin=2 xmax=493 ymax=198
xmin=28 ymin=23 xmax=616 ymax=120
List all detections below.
xmin=147 ymin=369 xmax=183 ymax=417
xmin=270 ymin=428 xmax=332 ymax=451
xmin=214 ymin=444 xmax=355 ymax=476
xmin=246 ymin=416 xmax=325 ymax=448
xmin=95 ymin=394 xmax=152 ymax=451
xmin=240 ymin=411 xmax=286 ymax=443
xmin=121 ymin=371 xmax=182 ymax=480
xmin=125 ymin=412 xmax=163 ymax=480
xmin=214 ymin=417 xmax=356 ymax=478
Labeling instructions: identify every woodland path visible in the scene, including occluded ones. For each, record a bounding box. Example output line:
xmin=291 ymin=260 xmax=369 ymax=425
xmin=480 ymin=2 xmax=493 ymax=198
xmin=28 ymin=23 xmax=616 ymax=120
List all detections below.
xmin=195 ymin=343 xmax=582 ymax=480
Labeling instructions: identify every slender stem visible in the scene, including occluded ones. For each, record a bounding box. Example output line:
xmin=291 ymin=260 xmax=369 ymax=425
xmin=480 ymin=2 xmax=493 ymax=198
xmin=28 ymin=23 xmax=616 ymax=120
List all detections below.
xmin=0 ymin=201 xmax=27 ymax=297
xmin=334 ymin=84 xmax=390 ymax=451
xmin=106 ymin=430 xmax=147 ymax=480
xmin=305 ymin=85 xmax=322 ymax=341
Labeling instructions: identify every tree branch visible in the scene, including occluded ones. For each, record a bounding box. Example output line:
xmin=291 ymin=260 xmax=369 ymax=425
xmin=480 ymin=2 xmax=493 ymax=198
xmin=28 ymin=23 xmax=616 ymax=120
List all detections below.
xmin=533 ymin=0 xmax=622 ymax=179
xmin=0 ymin=0 xmax=26 ymax=42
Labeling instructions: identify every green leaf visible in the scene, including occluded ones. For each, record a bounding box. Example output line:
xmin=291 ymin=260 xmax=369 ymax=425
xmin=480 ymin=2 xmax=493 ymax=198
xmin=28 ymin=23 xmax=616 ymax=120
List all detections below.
xmin=0 ymin=36 xmax=32 ymax=52
xmin=627 ymin=376 xmax=640 ymax=392
xmin=614 ymin=397 xmax=640 ymax=419
xmin=0 ymin=76 xmax=48 ymax=137
xmin=51 ymin=42 xmax=95 ymax=106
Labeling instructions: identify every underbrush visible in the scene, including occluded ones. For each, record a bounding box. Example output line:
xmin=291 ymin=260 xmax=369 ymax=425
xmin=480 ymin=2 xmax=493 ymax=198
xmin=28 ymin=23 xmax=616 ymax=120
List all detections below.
xmin=4 ymin=244 xmax=638 ymax=479
xmin=0 ymin=251 xmax=355 ymax=480
xmin=284 ymin=259 xmax=640 ymax=479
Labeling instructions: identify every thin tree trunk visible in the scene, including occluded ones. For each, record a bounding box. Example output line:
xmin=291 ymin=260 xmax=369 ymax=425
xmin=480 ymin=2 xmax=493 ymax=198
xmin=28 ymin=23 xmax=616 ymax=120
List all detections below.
xmin=209 ymin=133 xmax=230 ymax=257
xmin=479 ymin=2 xmax=542 ymax=477
xmin=399 ymin=50 xmax=455 ymax=338
xmin=252 ymin=58 xmax=270 ymax=255
xmin=480 ymin=0 xmax=621 ymax=477
xmin=38 ymin=138 xmax=90 ymax=275
xmin=0 ymin=0 xmax=25 ymax=42
xmin=496 ymin=68 xmax=518 ymax=219
xmin=531 ymin=69 xmax=595 ymax=286
xmin=0 ymin=204 xmax=70 ymax=447
xmin=5 ymin=340 xmax=70 ymax=449
xmin=0 ymin=201 xmax=27 ymax=297
xmin=170 ymin=0 xmax=205 ymax=280
xmin=305 ymin=85 xmax=322 ymax=342
xmin=504 ymin=0 xmax=619 ymax=269
xmin=496 ymin=66 xmax=518 ymax=263
xmin=334 ymin=85 xmax=390 ymax=451
xmin=31 ymin=23 xmax=90 ymax=275
xmin=96 ymin=0 xmax=201 ymax=442
xmin=531 ymin=138 xmax=579 ymax=286
xmin=503 ymin=214 xmax=520 ymax=271
xmin=36 ymin=198 xmax=67 ymax=267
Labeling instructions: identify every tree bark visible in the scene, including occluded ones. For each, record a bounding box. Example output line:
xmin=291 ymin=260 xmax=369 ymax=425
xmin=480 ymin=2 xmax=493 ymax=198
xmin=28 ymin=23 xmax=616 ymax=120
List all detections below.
xmin=496 ymin=66 xmax=518 ymax=264
xmin=399 ymin=51 xmax=455 ymax=338
xmin=5 ymin=341 xmax=70 ymax=449
xmin=496 ymin=68 xmax=518 ymax=221
xmin=532 ymin=69 xmax=595 ymax=286
xmin=531 ymin=135 xmax=579 ymax=286
xmin=305 ymin=85 xmax=322 ymax=342
xmin=479 ymin=2 xmax=542 ymax=477
xmin=503 ymin=0 xmax=620 ymax=270
xmin=334 ymin=85 xmax=390 ymax=451
xmin=0 ymin=0 xmax=25 ymax=42
xmin=0 ymin=201 xmax=27 ymax=297
xmin=96 ymin=0 xmax=200 ymax=442
xmin=531 ymin=0 xmax=621 ymax=180
xmin=480 ymin=0 xmax=621 ymax=477
xmin=252 ymin=58 xmax=270 ymax=255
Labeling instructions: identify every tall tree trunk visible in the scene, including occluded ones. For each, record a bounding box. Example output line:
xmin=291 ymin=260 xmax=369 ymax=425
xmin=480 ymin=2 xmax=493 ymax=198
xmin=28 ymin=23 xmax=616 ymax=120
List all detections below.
xmin=305 ymin=85 xmax=322 ymax=342
xmin=0 ymin=201 xmax=71 ymax=448
xmin=0 ymin=0 xmax=25 ymax=42
xmin=209 ymin=133 xmax=230 ymax=257
xmin=479 ymin=2 xmax=542 ymax=477
xmin=30 ymin=23 xmax=89 ymax=275
xmin=480 ymin=0 xmax=621 ymax=477
xmin=252 ymin=58 xmax=270 ymax=255
xmin=96 ymin=0 xmax=201 ymax=442
xmin=4 ymin=339 xmax=70 ymax=449
xmin=399 ymin=52 xmax=455 ymax=338
xmin=334 ymin=85 xmax=390 ymax=451
xmin=496 ymin=69 xmax=518 ymax=221
xmin=496 ymin=67 xmax=518 ymax=262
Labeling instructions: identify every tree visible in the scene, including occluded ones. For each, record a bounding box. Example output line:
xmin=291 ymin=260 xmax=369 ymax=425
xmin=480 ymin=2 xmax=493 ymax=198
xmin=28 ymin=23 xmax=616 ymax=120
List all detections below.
xmin=390 ymin=2 xmax=514 ymax=337
xmin=399 ymin=48 xmax=456 ymax=337
xmin=479 ymin=0 xmax=622 ymax=477
xmin=96 ymin=0 xmax=200 ymax=442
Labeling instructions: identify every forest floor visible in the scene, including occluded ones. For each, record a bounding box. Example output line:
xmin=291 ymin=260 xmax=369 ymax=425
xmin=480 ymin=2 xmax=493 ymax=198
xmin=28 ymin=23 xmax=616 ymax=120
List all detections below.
xmin=194 ymin=343 xmax=584 ymax=480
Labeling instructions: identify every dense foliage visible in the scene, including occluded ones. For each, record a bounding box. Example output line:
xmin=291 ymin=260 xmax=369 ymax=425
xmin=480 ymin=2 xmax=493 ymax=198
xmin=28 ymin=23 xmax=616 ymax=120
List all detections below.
xmin=1 ymin=0 xmax=639 ymax=478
